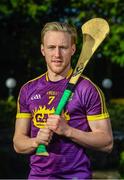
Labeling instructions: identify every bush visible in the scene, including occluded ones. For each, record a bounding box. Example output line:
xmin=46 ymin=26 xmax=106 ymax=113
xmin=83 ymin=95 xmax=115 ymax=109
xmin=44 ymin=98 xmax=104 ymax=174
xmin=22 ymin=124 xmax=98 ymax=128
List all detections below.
xmin=108 ymin=102 xmax=124 ymax=176
xmin=107 ymin=103 xmax=124 ymax=132
xmin=0 ymin=96 xmax=30 ymax=179
xmin=119 ymin=151 xmax=124 ymax=179
xmin=0 ymin=96 xmax=16 ymax=128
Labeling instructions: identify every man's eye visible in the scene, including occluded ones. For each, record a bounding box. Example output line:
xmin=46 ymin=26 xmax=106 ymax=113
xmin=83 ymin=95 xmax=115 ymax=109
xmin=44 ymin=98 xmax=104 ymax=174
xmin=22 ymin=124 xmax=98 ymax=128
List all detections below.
xmin=61 ymin=46 xmax=67 ymax=49
xmin=48 ymin=46 xmax=55 ymax=49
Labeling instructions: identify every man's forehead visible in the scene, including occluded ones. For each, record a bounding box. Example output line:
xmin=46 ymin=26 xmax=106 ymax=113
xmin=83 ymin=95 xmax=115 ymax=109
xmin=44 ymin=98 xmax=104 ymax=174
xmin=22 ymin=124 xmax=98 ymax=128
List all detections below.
xmin=43 ymin=31 xmax=72 ymax=44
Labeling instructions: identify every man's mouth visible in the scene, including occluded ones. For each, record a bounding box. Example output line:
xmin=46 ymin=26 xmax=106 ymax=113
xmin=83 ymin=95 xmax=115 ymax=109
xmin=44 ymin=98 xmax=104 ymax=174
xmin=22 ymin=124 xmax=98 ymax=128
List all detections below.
xmin=52 ymin=60 xmax=62 ymax=64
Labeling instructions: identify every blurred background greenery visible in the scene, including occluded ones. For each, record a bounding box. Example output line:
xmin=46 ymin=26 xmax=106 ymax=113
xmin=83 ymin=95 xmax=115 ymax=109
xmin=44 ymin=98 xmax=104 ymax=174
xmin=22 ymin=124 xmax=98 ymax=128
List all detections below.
xmin=0 ymin=0 xmax=124 ymax=179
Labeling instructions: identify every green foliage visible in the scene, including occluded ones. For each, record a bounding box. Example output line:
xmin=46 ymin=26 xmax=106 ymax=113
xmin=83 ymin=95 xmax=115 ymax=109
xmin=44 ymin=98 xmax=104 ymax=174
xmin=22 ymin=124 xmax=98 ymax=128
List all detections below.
xmin=1 ymin=0 xmax=124 ymax=74
xmin=70 ymin=0 xmax=124 ymax=67
xmin=119 ymin=151 xmax=124 ymax=179
xmin=0 ymin=0 xmax=124 ymax=100
xmin=0 ymin=96 xmax=16 ymax=128
xmin=0 ymin=0 xmax=52 ymax=19
xmin=107 ymin=102 xmax=124 ymax=174
xmin=107 ymin=103 xmax=124 ymax=131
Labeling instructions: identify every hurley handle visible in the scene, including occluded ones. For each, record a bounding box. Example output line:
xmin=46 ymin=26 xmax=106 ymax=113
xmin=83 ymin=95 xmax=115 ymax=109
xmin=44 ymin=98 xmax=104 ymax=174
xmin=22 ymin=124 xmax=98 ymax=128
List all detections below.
xmin=55 ymin=89 xmax=72 ymax=115
xmin=36 ymin=89 xmax=72 ymax=156
xmin=36 ymin=144 xmax=49 ymax=156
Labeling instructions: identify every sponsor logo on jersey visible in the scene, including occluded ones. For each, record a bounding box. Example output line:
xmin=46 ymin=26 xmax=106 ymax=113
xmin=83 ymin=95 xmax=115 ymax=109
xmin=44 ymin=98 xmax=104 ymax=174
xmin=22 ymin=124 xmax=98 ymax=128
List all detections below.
xmin=31 ymin=94 xmax=41 ymax=100
xmin=33 ymin=106 xmax=70 ymax=128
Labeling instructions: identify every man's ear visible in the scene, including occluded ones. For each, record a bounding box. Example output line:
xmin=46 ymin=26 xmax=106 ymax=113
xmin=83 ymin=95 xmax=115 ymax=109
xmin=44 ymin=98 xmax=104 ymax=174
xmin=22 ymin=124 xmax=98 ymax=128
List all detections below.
xmin=41 ymin=44 xmax=45 ymax=56
xmin=71 ymin=44 xmax=76 ymax=56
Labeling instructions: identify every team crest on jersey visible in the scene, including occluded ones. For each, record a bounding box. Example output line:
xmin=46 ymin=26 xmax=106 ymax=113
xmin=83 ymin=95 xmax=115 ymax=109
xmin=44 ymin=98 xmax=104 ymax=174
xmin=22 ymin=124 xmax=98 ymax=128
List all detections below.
xmin=33 ymin=105 xmax=70 ymax=128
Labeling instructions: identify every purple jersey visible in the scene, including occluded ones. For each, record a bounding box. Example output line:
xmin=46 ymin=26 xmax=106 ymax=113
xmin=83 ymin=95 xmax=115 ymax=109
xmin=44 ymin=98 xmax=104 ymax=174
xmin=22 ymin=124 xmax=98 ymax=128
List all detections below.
xmin=16 ymin=69 xmax=109 ymax=179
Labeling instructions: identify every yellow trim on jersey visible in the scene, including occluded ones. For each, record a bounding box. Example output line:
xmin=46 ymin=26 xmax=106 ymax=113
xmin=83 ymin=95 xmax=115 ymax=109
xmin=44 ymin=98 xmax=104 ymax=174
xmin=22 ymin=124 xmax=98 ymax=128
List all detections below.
xmin=46 ymin=72 xmax=49 ymax=81
xmin=17 ymin=73 xmax=46 ymax=113
xmin=25 ymin=73 xmax=46 ymax=84
xmin=17 ymin=99 xmax=20 ymax=113
xmin=87 ymin=113 xmax=109 ymax=121
xmin=81 ymin=75 xmax=108 ymax=115
xmin=46 ymin=68 xmax=73 ymax=81
xmin=16 ymin=113 xmax=32 ymax=119
xmin=66 ymin=68 xmax=73 ymax=79
xmin=97 ymin=86 xmax=108 ymax=114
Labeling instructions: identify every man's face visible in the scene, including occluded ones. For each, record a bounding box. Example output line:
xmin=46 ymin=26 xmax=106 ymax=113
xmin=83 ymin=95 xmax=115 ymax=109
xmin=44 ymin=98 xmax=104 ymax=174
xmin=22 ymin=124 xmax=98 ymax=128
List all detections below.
xmin=41 ymin=31 xmax=76 ymax=76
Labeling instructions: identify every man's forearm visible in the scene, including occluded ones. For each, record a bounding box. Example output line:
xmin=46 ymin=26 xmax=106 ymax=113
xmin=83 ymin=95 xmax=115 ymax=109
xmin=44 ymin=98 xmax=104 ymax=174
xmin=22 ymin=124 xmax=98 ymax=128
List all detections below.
xmin=65 ymin=127 xmax=113 ymax=152
xmin=13 ymin=135 xmax=38 ymax=154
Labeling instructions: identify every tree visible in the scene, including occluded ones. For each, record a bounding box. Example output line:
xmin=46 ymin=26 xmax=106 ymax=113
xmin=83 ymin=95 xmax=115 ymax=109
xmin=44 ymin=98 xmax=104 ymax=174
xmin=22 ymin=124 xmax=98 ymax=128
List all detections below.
xmin=67 ymin=0 xmax=124 ymax=67
xmin=0 ymin=0 xmax=124 ymax=99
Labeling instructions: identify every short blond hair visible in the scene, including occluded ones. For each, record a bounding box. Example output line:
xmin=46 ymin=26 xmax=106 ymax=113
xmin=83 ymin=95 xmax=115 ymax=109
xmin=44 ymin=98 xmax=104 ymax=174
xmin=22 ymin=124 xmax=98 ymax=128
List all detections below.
xmin=41 ymin=22 xmax=77 ymax=44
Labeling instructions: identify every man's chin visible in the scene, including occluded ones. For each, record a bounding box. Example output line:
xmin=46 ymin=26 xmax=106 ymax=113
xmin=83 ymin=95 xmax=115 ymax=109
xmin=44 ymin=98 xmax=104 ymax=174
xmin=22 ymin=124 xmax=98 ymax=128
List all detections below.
xmin=52 ymin=67 xmax=64 ymax=74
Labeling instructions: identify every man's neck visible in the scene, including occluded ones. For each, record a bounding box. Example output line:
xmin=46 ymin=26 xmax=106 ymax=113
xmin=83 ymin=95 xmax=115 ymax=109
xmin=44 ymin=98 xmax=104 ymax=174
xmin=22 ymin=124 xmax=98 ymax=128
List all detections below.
xmin=47 ymin=66 xmax=72 ymax=82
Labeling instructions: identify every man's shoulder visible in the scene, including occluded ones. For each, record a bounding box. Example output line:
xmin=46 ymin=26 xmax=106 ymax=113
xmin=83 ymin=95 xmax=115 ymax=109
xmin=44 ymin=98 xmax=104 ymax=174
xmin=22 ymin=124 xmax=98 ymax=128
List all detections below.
xmin=76 ymin=75 xmax=100 ymax=93
xmin=78 ymin=75 xmax=94 ymax=86
xmin=21 ymin=72 xmax=46 ymax=90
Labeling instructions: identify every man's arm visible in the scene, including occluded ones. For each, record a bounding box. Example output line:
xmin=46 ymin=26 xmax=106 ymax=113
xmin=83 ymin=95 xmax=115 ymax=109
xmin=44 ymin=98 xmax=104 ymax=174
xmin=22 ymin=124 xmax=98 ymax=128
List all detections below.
xmin=47 ymin=115 xmax=113 ymax=153
xmin=68 ymin=118 xmax=113 ymax=152
xmin=13 ymin=118 xmax=52 ymax=154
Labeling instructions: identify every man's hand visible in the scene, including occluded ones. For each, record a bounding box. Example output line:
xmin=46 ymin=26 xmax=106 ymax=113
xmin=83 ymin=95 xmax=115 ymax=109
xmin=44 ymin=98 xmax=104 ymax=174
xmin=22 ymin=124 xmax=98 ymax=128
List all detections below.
xmin=35 ymin=127 xmax=53 ymax=146
xmin=46 ymin=114 xmax=71 ymax=137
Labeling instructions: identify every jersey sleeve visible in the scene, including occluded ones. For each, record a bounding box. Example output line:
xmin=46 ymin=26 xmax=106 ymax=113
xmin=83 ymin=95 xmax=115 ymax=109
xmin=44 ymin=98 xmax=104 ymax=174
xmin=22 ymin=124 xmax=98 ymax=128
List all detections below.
xmin=16 ymin=84 xmax=32 ymax=119
xmin=84 ymin=80 xmax=109 ymax=121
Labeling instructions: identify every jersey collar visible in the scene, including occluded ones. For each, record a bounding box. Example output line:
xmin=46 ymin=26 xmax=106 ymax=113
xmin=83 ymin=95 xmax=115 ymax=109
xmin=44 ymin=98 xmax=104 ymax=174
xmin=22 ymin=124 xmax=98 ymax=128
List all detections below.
xmin=45 ymin=68 xmax=73 ymax=82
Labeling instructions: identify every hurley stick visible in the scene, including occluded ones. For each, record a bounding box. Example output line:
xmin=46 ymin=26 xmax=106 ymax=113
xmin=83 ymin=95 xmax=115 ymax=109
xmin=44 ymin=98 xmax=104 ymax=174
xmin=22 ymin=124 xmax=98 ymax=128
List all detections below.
xmin=36 ymin=18 xmax=110 ymax=156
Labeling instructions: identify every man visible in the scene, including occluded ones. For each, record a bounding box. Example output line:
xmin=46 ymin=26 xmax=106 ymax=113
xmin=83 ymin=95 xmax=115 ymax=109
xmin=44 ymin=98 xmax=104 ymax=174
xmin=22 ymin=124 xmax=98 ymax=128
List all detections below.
xmin=13 ymin=22 xmax=113 ymax=179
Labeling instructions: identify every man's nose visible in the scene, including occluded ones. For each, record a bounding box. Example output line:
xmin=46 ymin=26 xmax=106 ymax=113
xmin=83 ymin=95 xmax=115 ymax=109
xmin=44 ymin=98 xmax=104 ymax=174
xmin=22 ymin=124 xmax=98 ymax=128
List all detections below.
xmin=55 ymin=47 xmax=61 ymax=56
